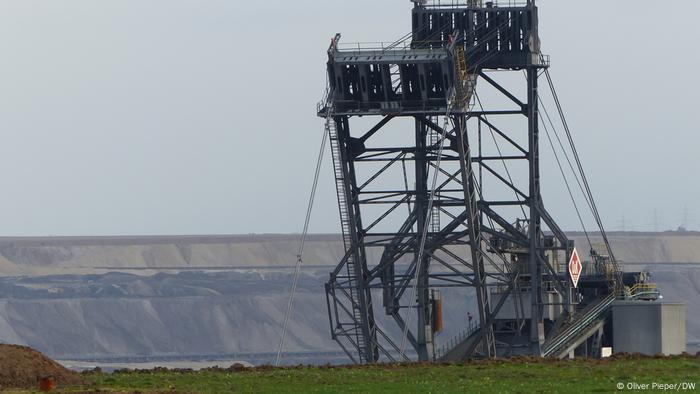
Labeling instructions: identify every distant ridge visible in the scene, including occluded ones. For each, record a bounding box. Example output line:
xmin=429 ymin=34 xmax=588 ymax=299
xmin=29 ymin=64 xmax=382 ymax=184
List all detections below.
xmin=0 ymin=231 xmax=697 ymax=246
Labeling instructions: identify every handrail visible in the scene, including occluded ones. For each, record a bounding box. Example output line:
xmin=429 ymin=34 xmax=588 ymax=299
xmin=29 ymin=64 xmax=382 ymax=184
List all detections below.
xmin=334 ymin=42 xmax=448 ymax=57
xmin=542 ymin=294 xmax=615 ymax=357
xmin=628 ymin=283 xmax=660 ymax=300
xmin=423 ymin=0 xmax=530 ymax=9
xmin=316 ymin=86 xmax=334 ymax=115
xmin=629 ymin=283 xmax=657 ymax=294
xmin=631 ymin=291 xmax=660 ymax=300
xmin=434 ymin=322 xmax=480 ymax=360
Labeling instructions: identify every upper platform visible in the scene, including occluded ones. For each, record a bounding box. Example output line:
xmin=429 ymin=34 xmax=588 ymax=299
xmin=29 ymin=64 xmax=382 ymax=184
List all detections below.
xmin=322 ymin=39 xmax=458 ymax=117
xmin=412 ymin=0 xmax=543 ymax=71
xmin=318 ymin=0 xmax=547 ymax=118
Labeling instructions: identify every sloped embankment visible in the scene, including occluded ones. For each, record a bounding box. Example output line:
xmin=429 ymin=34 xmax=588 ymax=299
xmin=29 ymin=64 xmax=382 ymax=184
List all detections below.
xmin=0 ymin=344 xmax=80 ymax=389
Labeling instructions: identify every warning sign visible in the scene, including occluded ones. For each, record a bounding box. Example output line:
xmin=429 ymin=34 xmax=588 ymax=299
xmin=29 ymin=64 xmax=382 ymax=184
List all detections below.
xmin=568 ymin=247 xmax=582 ymax=288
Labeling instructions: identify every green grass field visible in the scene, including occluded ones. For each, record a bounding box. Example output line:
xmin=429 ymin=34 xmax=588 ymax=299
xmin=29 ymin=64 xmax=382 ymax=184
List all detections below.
xmin=47 ymin=356 xmax=700 ymax=393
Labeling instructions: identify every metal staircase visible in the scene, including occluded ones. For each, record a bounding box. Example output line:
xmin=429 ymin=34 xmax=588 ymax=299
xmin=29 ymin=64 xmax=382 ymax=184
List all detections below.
xmin=435 ymin=324 xmax=481 ymax=361
xmin=454 ymin=45 xmax=476 ymax=111
xmin=542 ymin=294 xmax=616 ymax=358
xmin=327 ymin=117 xmax=354 ymax=278
xmin=327 ymin=115 xmax=375 ymax=363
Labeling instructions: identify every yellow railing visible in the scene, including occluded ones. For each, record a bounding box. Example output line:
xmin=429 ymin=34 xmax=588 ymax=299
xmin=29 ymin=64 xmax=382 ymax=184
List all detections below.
xmin=626 ymin=282 xmax=659 ymax=300
xmin=454 ymin=45 xmax=472 ymax=109
xmin=629 ymin=283 xmax=657 ymax=294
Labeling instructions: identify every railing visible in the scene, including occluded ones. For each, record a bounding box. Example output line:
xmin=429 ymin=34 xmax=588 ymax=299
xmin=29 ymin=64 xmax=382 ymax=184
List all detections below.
xmin=316 ymin=87 xmax=333 ymax=115
xmin=325 ymin=100 xmax=453 ymax=116
xmin=629 ymin=283 xmax=657 ymax=294
xmin=628 ymin=283 xmax=660 ymax=300
xmin=542 ymin=294 xmax=615 ymax=357
xmin=423 ymin=0 xmax=530 ymax=8
xmin=434 ymin=322 xmax=480 ymax=360
xmin=334 ymin=41 xmax=448 ymax=57
xmin=336 ymin=41 xmax=410 ymax=53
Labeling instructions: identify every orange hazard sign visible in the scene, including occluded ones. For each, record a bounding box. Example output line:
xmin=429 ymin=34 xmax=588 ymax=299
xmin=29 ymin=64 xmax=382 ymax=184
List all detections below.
xmin=569 ymin=247 xmax=582 ymax=288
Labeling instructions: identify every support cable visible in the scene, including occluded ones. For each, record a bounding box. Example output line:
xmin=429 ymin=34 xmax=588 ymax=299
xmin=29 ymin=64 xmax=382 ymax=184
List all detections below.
xmin=542 ymin=69 xmax=622 ymax=288
xmin=539 ymin=95 xmax=595 ymax=215
xmin=525 ymin=69 xmax=598 ymax=253
xmin=539 ymin=109 xmax=593 ymax=251
xmin=275 ymin=121 xmax=329 ymax=366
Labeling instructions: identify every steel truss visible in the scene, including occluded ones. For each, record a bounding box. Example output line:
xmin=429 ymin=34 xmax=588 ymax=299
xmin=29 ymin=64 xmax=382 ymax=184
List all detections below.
xmin=321 ymin=1 xmax=578 ymax=364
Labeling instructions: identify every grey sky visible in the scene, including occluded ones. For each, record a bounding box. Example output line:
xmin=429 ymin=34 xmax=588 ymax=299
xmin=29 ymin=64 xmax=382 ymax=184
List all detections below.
xmin=0 ymin=0 xmax=697 ymax=236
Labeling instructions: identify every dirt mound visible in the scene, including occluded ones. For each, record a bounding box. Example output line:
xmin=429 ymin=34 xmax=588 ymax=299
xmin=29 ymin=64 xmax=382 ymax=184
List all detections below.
xmin=0 ymin=344 xmax=81 ymax=389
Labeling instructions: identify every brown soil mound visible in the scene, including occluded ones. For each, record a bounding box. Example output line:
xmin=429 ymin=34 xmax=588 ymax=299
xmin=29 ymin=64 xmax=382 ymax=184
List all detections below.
xmin=0 ymin=344 xmax=81 ymax=389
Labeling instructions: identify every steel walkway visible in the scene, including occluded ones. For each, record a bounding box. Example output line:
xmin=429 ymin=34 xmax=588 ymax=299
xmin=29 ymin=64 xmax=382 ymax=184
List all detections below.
xmin=542 ymin=294 xmax=616 ymax=358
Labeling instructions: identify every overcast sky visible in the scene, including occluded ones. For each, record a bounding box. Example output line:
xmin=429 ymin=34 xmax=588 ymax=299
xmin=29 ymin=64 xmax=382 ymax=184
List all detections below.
xmin=0 ymin=0 xmax=697 ymax=236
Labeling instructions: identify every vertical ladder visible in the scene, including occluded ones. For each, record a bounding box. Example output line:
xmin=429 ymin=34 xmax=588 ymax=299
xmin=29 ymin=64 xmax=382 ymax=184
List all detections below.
xmin=327 ymin=116 xmax=370 ymax=363
xmin=455 ymin=45 xmax=476 ymax=110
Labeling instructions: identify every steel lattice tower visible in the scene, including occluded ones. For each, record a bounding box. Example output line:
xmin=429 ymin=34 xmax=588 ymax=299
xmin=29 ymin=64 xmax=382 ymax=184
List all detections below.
xmin=318 ymin=0 xmax=616 ymax=364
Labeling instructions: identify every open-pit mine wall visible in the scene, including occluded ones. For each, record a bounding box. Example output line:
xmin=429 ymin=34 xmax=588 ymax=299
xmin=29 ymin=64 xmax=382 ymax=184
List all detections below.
xmin=0 ymin=233 xmax=697 ymax=364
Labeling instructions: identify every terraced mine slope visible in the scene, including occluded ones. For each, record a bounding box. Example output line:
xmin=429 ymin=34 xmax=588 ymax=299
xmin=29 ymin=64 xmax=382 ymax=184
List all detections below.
xmin=0 ymin=233 xmax=697 ymax=366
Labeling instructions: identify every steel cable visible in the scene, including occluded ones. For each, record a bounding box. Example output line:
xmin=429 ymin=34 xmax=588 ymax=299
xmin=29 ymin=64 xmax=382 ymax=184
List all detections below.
xmin=274 ymin=119 xmax=329 ymax=366
xmin=542 ymin=68 xmax=623 ymax=288
xmin=539 ymin=107 xmax=593 ymax=251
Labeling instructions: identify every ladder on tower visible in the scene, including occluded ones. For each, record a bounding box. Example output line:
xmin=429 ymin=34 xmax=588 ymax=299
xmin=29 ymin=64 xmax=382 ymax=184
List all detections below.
xmin=326 ymin=116 xmax=372 ymax=363
xmin=454 ymin=45 xmax=477 ymax=110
